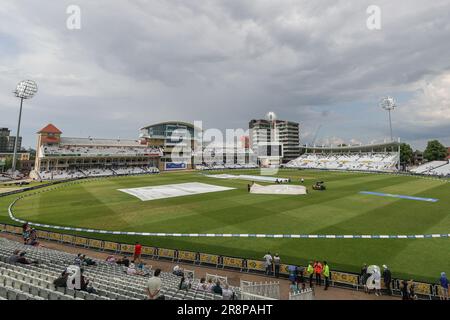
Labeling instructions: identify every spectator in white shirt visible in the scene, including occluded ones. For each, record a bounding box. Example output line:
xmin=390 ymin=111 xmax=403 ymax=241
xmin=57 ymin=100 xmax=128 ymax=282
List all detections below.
xmin=263 ymin=252 xmax=273 ymax=275
xmin=222 ymin=284 xmax=234 ymax=300
xmin=146 ymin=269 xmax=164 ymax=300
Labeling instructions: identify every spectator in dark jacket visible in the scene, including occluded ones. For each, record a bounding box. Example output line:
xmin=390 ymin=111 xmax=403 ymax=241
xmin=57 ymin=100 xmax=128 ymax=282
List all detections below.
xmin=382 ymin=265 xmax=392 ymax=295
xmin=8 ymin=250 xmax=21 ymax=264
xmin=212 ymin=281 xmax=223 ymax=295
xmin=54 ymin=270 xmax=69 ymax=288
xmin=16 ymin=252 xmax=36 ymax=265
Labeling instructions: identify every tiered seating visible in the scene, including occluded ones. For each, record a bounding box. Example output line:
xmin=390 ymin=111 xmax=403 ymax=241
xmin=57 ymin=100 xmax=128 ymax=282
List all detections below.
xmin=42 ymin=145 xmax=163 ymax=157
xmin=112 ymin=167 xmax=146 ymax=175
xmin=82 ymin=168 xmax=114 ymax=177
xmin=410 ymin=161 xmax=449 ymax=175
xmin=286 ymin=153 xmax=399 ymax=172
xmin=426 ymin=162 xmax=450 ymax=177
xmin=38 ymin=166 xmax=160 ymax=181
xmin=38 ymin=170 xmax=85 ymax=180
xmin=0 ymin=238 xmax=240 ymax=300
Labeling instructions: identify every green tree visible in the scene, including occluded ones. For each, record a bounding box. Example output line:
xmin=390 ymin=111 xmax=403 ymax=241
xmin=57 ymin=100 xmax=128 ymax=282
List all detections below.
xmin=4 ymin=156 xmax=12 ymax=170
xmin=399 ymin=143 xmax=413 ymax=165
xmin=423 ymin=140 xmax=447 ymax=161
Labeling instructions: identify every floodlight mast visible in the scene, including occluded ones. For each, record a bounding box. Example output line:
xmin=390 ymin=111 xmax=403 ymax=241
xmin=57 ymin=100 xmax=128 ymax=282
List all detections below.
xmin=380 ymin=97 xmax=396 ymax=142
xmin=11 ymin=80 xmax=38 ymax=178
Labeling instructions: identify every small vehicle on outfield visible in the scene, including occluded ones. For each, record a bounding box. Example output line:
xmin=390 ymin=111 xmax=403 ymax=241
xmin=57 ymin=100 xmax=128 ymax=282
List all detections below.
xmin=312 ymin=181 xmax=326 ymax=190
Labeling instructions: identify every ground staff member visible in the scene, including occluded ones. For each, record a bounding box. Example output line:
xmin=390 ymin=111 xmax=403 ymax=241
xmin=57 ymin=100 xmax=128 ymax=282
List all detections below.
xmin=307 ymin=261 xmax=314 ymax=287
xmin=323 ymin=261 xmax=330 ymax=290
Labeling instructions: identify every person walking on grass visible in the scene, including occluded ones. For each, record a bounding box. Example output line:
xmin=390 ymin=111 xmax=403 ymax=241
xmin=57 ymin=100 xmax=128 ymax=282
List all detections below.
xmin=322 ymin=261 xmax=330 ymax=290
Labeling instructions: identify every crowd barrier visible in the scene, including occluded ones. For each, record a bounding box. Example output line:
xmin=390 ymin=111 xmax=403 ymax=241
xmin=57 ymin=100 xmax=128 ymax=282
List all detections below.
xmin=0 ymin=222 xmax=446 ymax=300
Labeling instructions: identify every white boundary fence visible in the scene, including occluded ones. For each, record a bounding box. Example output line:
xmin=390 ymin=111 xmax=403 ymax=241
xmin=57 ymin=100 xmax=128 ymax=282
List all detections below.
xmin=240 ymin=280 xmax=280 ymax=300
xmin=240 ymin=291 xmax=277 ymax=300
xmin=289 ymin=288 xmax=314 ymax=300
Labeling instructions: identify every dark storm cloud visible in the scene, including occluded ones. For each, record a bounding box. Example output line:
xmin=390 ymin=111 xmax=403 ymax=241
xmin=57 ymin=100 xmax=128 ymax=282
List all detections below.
xmin=0 ymin=0 xmax=449 ymax=149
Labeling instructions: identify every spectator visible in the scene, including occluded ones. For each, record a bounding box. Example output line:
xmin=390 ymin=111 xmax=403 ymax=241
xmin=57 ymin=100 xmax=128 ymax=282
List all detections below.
xmin=322 ymin=261 xmax=330 ymax=290
xmin=360 ymin=263 xmax=368 ymax=292
xmin=74 ymin=253 xmax=83 ymax=266
xmin=382 ymin=265 xmax=392 ymax=295
xmin=206 ymin=278 xmax=214 ymax=292
xmin=300 ymin=283 xmax=307 ymax=292
xmin=54 ymin=270 xmax=69 ymax=288
xmin=146 ymin=269 xmax=164 ymax=300
xmin=373 ymin=270 xmax=381 ymax=296
xmin=197 ymin=278 xmax=208 ymax=291
xmin=80 ymin=268 xmax=96 ymax=294
xmin=307 ymin=261 xmax=314 ymax=288
xmin=117 ymin=256 xmax=130 ymax=268
xmin=290 ymin=281 xmax=299 ymax=294
xmin=288 ymin=265 xmax=297 ymax=283
xmin=408 ymin=280 xmax=417 ymax=300
xmin=22 ymin=222 xmax=30 ymax=245
xmin=134 ymin=242 xmax=142 ymax=264
xmin=440 ymin=272 xmax=449 ymax=300
xmin=212 ymin=280 xmax=223 ymax=295
xmin=8 ymin=250 xmax=21 ymax=264
xmin=401 ymin=280 xmax=409 ymax=300
xmin=273 ymin=253 xmax=281 ymax=278
xmin=82 ymin=254 xmax=96 ymax=266
xmin=297 ymin=266 xmax=305 ymax=284
xmin=179 ymin=276 xmax=191 ymax=291
xmin=173 ymin=265 xmax=184 ymax=276
xmin=27 ymin=228 xmax=39 ymax=246
xmin=313 ymin=260 xmax=323 ymax=286
xmin=17 ymin=252 xmax=35 ymax=265
xmin=263 ymin=252 xmax=273 ymax=275
xmin=222 ymin=284 xmax=234 ymax=300
xmin=105 ymin=255 xmax=116 ymax=263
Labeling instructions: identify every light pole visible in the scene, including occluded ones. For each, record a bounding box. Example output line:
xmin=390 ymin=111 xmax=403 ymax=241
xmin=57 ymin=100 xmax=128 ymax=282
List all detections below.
xmin=11 ymin=80 xmax=38 ymax=178
xmin=379 ymin=97 xmax=396 ymax=141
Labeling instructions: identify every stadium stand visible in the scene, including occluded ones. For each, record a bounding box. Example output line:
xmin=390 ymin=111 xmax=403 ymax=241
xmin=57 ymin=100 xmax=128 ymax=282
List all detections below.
xmin=285 ymin=152 xmax=399 ymax=172
xmin=0 ymin=237 xmax=245 ymax=300
xmin=410 ymin=161 xmax=450 ymax=177
xmin=32 ymin=124 xmax=163 ymax=181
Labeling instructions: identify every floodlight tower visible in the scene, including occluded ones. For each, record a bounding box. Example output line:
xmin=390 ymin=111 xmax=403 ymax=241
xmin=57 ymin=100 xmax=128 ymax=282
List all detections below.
xmin=379 ymin=97 xmax=396 ymax=141
xmin=11 ymin=80 xmax=38 ymax=177
xmin=266 ymin=111 xmax=277 ymax=142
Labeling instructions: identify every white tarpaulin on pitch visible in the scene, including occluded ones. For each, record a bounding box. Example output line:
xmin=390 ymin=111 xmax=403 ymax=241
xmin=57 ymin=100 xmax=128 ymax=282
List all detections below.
xmin=250 ymin=183 xmax=307 ymax=195
xmin=205 ymin=174 xmax=289 ymax=183
xmin=118 ymin=182 xmax=235 ymax=201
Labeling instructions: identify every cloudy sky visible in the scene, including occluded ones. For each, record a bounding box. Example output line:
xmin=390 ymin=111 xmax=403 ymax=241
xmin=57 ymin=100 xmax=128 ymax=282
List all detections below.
xmin=1 ymin=0 xmax=450 ymax=150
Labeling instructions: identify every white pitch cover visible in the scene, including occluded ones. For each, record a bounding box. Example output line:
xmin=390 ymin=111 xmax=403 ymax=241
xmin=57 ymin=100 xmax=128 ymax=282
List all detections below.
xmin=118 ymin=182 xmax=235 ymax=201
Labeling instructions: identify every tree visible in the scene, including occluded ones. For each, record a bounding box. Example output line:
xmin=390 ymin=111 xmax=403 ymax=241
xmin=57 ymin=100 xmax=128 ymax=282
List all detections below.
xmin=399 ymin=143 xmax=413 ymax=165
xmin=423 ymin=140 xmax=447 ymax=161
xmin=4 ymin=156 xmax=12 ymax=170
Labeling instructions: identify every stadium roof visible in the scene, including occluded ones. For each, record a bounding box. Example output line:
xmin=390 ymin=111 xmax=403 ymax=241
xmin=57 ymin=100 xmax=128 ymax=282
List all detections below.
xmin=38 ymin=124 xmax=62 ymax=134
xmin=140 ymin=121 xmax=202 ymax=131
xmin=60 ymin=137 xmax=143 ymax=147
xmin=301 ymin=141 xmax=400 ymax=152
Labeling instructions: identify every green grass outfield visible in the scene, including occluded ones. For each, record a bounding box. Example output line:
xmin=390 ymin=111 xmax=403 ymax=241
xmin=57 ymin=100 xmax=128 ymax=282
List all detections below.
xmin=1 ymin=169 xmax=449 ymax=283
